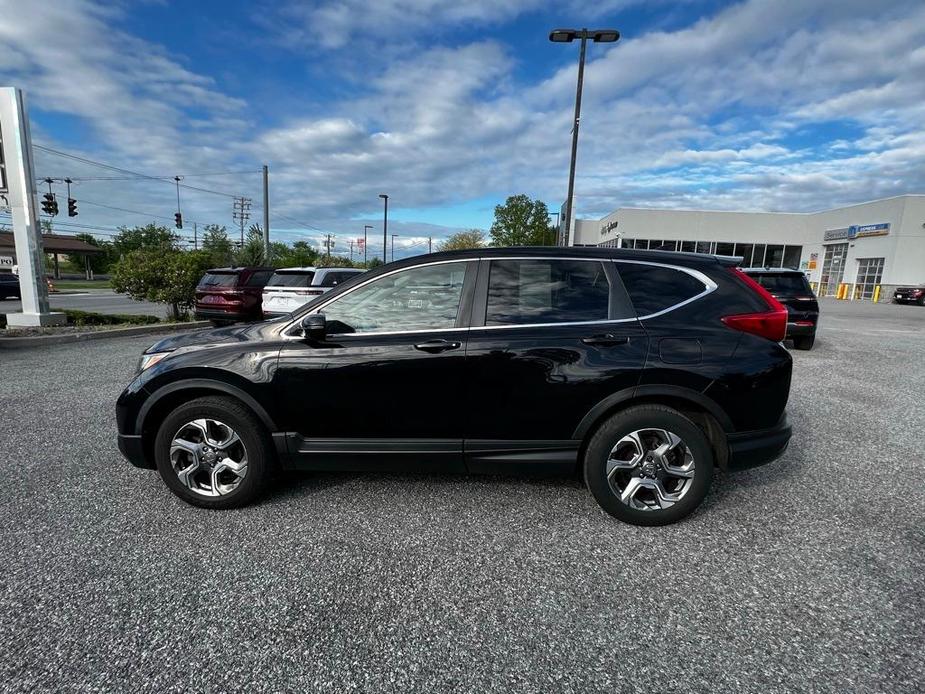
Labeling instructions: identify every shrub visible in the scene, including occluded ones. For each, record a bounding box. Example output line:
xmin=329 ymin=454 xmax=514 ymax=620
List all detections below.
xmin=111 ymin=249 xmax=214 ymax=321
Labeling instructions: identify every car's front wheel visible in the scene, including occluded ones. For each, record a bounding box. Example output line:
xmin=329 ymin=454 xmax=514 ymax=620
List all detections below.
xmin=154 ymin=396 xmax=272 ymax=509
xmin=583 ymin=405 xmax=714 ymax=526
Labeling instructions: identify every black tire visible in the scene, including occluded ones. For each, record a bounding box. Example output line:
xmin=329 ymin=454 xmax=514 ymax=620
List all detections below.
xmin=793 ymin=335 xmax=815 ymax=350
xmin=153 ymin=395 xmax=272 ymax=509
xmin=583 ymin=405 xmax=713 ymax=526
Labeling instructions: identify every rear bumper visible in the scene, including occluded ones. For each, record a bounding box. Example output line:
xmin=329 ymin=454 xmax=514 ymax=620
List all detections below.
xmin=786 ymin=321 xmax=816 ymax=338
xmin=726 ymin=415 xmax=791 ymax=471
xmin=117 ymin=434 xmax=154 ymax=469
xmin=194 ymin=308 xmax=254 ymax=322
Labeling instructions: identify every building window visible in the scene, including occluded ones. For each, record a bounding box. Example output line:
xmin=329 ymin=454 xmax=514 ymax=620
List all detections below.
xmin=680 ymin=241 xmax=696 ymax=253
xmin=765 ymin=245 xmax=784 ymax=267
xmin=783 ymin=245 xmax=802 ymax=269
xmin=752 ymin=244 xmax=766 ymax=267
xmin=855 ymin=257 xmax=884 ymax=300
xmin=734 ymin=243 xmax=754 ymax=266
xmin=695 ymin=241 xmax=712 ymax=254
xmin=715 ymin=242 xmax=734 ymax=256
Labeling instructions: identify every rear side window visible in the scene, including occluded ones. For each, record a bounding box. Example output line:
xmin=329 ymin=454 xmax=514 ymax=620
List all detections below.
xmin=245 ymin=271 xmax=274 ymax=287
xmin=198 ymin=272 xmax=238 ymax=288
xmin=486 ymin=259 xmax=611 ymax=325
xmin=617 ymin=262 xmax=707 ymax=317
xmin=319 ymin=270 xmax=359 ymax=287
xmin=749 ymin=273 xmax=810 ymax=294
xmin=269 ymin=271 xmax=314 ymax=287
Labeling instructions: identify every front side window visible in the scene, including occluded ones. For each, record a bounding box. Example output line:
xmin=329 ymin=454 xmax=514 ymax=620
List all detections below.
xmin=321 ymin=262 xmax=467 ymax=334
xmin=485 ymin=259 xmax=611 ymax=326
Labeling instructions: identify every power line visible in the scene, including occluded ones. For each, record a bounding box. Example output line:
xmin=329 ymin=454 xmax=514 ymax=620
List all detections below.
xmin=33 ymin=144 xmax=246 ymax=199
xmin=37 ymin=170 xmax=262 ymax=182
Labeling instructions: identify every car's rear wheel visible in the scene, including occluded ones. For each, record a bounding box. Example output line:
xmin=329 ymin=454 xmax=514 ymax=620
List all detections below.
xmin=153 ymin=396 xmax=272 ymax=509
xmin=793 ymin=335 xmax=815 ymax=350
xmin=583 ymin=405 xmax=713 ymax=526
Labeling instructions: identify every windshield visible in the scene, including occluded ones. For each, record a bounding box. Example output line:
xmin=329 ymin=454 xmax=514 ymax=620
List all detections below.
xmin=268 ymin=271 xmax=315 ymax=288
xmin=751 ymin=273 xmax=810 ymax=294
xmin=198 ymin=272 xmax=238 ymax=288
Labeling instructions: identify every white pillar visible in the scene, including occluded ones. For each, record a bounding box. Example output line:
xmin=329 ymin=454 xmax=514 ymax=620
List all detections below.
xmin=0 ymin=87 xmax=64 ymax=326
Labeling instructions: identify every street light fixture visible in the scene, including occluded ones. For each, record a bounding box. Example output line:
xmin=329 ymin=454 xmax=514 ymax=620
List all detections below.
xmin=549 ymin=27 xmax=620 ymax=247
xmin=363 ymin=224 xmax=373 ymax=266
xmin=379 ymin=194 xmax=389 ymax=263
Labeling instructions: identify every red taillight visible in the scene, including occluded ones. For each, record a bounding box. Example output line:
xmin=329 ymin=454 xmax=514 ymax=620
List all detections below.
xmin=914 ymin=289 xmax=924 ymax=297
xmin=722 ymin=268 xmax=788 ymax=342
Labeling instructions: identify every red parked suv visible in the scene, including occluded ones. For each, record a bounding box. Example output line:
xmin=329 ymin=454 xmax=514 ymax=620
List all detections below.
xmin=194 ymin=267 xmax=275 ymax=325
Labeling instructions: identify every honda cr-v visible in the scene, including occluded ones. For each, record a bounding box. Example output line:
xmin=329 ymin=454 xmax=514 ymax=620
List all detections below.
xmin=117 ymin=247 xmax=793 ymax=525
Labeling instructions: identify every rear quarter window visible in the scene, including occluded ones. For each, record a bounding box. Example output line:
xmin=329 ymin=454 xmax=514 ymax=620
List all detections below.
xmin=617 ymin=262 xmax=708 ymax=317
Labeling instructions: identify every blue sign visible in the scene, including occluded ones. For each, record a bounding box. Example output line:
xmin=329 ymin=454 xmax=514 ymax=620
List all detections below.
xmin=848 ymin=223 xmax=890 ymax=239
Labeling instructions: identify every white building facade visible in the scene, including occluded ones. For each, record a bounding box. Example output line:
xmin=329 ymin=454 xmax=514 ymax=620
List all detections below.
xmin=570 ymin=194 xmax=925 ymax=299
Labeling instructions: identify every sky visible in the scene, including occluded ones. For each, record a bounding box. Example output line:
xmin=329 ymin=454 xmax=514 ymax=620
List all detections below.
xmin=0 ymin=0 xmax=923 ymax=259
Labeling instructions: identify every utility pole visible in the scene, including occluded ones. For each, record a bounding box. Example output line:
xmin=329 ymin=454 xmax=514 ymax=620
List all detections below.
xmin=262 ymin=164 xmax=270 ymax=260
xmin=233 ymin=196 xmax=251 ymax=246
xmin=379 ymin=194 xmax=388 ymax=263
xmin=428 ymin=236 xmax=432 ymax=253
xmin=324 ymin=233 xmax=334 ymax=259
xmin=193 ymin=222 xmax=198 ymax=250
xmin=363 ymin=224 xmax=372 ymax=266
xmin=348 ymin=239 xmax=355 ymax=262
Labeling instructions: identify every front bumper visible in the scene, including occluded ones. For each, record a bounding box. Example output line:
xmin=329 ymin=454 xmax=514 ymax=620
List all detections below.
xmin=726 ymin=415 xmax=791 ymax=471
xmin=118 ymin=433 xmax=154 ymax=469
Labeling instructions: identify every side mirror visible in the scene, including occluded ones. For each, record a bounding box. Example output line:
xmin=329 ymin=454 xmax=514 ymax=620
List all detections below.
xmin=299 ymin=313 xmax=326 ymax=340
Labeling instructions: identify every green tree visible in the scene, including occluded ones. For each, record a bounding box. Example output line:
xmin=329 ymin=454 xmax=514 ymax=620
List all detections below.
xmin=489 ymin=194 xmax=555 ymax=247
xmin=440 ymin=229 xmax=486 ymax=251
xmin=365 ymin=257 xmax=384 ymax=269
xmin=40 ymin=219 xmax=54 ymax=234
xmin=234 ymin=226 xmax=266 ymax=266
xmin=317 ymin=254 xmax=358 ymax=268
xmin=111 ymin=249 xmax=214 ymax=321
xmin=112 ymin=223 xmax=179 ymax=257
xmin=273 ymin=240 xmax=318 ymax=268
xmin=201 ymin=224 xmax=234 ymax=267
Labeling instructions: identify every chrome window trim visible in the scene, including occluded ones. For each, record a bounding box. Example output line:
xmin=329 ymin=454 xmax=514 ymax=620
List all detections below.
xmin=282 ymin=258 xmax=476 ymax=338
xmin=280 ymin=255 xmax=717 ymax=339
xmin=614 ymin=259 xmax=717 ymax=320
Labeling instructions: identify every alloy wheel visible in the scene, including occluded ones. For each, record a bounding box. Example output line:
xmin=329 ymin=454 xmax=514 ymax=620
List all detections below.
xmin=606 ymin=428 xmax=696 ymax=511
xmin=169 ymin=418 xmax=248 ymax=497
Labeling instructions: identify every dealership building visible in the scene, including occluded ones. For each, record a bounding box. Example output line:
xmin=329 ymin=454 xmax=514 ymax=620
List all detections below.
xmin=568 ymin=194 xmax=925 ymax=299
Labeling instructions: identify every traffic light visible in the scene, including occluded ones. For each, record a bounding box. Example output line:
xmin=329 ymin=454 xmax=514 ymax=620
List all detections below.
xmin=174 ymin=212 xmax=183 ymax=229
xmin=41 ymin=193 xmax=58 ymax=216
xmin=67 ymin=197 xmax=78 ymax=217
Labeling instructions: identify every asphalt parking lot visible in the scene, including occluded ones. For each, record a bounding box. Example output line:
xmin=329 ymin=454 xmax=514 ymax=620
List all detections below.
xmin=1 ymin=289 xmax=165 ymax=318
xmin=1 ymin=299 xmax=923 ymax=693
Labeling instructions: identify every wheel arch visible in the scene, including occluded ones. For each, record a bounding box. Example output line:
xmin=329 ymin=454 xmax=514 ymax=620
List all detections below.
xmin=574 ymin=385 xmax=732 ymax=471
xmin=137 ymin=379 xmax=277 ymax=469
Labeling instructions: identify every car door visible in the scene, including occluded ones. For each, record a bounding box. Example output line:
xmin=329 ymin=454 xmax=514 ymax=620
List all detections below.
xmin=275 ymin=259 xmax=477 ymax=472
xmin=464 ymin=256 xmax=648 ymax=473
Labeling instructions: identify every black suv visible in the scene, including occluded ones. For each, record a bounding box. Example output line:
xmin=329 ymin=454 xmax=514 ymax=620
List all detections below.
xmin=743 ymin=268 xmax=819 ymax=350
xmin=117 ymin=248 xmax=793 ymax=526
xmin=0 ymin=272 xmax=21 ymax=300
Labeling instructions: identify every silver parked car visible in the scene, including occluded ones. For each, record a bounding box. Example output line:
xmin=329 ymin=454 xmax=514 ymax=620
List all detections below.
xmin=262 ymin=267 xmax=365 ymax=317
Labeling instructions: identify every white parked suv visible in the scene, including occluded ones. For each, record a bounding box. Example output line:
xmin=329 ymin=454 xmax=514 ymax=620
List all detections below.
xmin=262 ymin=267 xmax=365 ymax=317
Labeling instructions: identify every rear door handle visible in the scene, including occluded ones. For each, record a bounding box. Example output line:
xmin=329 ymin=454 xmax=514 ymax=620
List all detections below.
xmin=414 ymin=339 xmax=461 ymax=353
xmin=581 ymin=334 xmax=630 ymax=346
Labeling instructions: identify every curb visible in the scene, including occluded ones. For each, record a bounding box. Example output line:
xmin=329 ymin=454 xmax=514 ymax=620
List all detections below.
xmin=0 ymin=321 xmax=211 ymax=349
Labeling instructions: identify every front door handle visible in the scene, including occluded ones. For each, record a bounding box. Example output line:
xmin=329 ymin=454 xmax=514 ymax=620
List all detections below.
xmin=581 ymin=334 xmax=630 ymax=347
xmin=414 ymin=339 xmax=461 ymax=353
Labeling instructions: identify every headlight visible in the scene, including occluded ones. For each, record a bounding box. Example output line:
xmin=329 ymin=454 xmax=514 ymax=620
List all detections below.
xmin=137 ymin=352 xmax=171 ymax=372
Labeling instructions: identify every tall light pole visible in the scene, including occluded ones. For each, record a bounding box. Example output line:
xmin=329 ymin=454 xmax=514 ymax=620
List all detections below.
xmin=549 ymin=28 xmax=620 ymax=246
xmin=379 ymin=194 xmax=389 ymax=263
xmin=391 ymin=234 xmax=398 ymax=262
xmin=363 ymin=224 xmax=373 ymax=266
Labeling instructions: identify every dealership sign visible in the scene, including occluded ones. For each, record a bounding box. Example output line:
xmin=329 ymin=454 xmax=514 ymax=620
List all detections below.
xmin=600 ymin=219 xmax=619 ymax=237
xmin=0 ymin=255 xmax=14 ymax=267
xmin=823 ymin=222 xmax=890 ymax=242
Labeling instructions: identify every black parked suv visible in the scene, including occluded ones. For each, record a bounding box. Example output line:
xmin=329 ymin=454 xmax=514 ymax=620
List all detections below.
xmin=117 ymin=247 xmax=793 ymax=525
xmin=743 ymin=268 xmax=819 ymax=350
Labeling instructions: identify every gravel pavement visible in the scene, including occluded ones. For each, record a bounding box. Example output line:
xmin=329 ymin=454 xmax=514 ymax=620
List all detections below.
xmin=1 ymin=301 xmax=923 ymax=693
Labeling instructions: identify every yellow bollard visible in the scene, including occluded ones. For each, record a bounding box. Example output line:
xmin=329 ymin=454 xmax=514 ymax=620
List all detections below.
xmin=873 ymin=285 xmax=881 ymax=303
xmin=836 ymin=283 xmax=844 ymax=299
